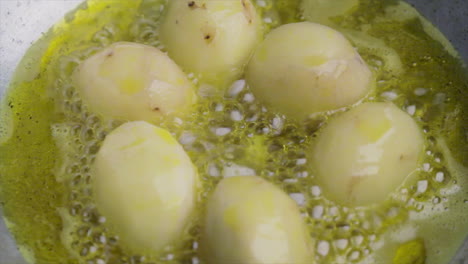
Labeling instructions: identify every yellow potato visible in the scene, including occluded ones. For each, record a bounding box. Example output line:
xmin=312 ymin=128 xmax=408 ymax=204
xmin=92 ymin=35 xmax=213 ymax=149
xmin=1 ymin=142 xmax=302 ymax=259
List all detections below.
xmin=93 ymin=121 xmax=198 ymax=254
xmin=73 ymin=42 xmax=196 ymax=122
xmin=160 ymin=0 xmax=262 ymax=84
xmin=312 ymin=102 xmax=424 ymax=207
xmin=201 ymin=176 xmax=314 ymax=264
xmin=246 ymin=22 xmax=373 ymax=119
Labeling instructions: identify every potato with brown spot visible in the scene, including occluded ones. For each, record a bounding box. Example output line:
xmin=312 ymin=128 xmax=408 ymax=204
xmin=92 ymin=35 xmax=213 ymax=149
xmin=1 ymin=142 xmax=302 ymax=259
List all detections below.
xmin=73 ymin=42 xmax=196 ymax=122
xmin=160 ymin=0 xmax=262 ymax=84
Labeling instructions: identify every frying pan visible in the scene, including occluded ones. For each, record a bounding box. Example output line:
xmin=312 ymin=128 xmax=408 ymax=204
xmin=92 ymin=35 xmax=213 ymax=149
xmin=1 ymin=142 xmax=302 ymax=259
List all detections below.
xmin=0 ymin=0 xmax=467 ymax=263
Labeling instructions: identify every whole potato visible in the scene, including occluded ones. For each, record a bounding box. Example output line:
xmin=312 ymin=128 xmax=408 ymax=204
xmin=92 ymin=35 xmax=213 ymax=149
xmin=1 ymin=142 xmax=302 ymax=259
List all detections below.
xmin=73 ymin=42 xmax=196 ymax=122
xmin=160 ymin=0 xmax=262 ymax=84
xmin=246 ymin=22 xmax=373 ymax=119
xmin=93 ymin=121 xmax=199 ymax=254
xmin=312 ymin=102 xmax=424 ymax=207
xmin=201 ymin=176 xmax=314 ymax=264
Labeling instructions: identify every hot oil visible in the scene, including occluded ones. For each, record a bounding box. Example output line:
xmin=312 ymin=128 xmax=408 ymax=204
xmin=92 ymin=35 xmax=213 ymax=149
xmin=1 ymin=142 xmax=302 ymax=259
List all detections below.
xmin=0 ymin=0 xmax=467 ymax=263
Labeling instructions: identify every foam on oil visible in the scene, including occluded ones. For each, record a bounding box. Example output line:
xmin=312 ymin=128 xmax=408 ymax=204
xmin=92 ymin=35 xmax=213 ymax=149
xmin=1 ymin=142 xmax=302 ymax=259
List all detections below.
xmin=0 ymin=0 xmax=467 ymax=264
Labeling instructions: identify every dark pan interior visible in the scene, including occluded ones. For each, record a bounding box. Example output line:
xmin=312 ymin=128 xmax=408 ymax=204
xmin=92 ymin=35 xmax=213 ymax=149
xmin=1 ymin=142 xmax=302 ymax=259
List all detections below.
xmin=405 ymin=0 xmax=468 ymax=262
xmin=406 ymin=0 xmax=468 ymax=66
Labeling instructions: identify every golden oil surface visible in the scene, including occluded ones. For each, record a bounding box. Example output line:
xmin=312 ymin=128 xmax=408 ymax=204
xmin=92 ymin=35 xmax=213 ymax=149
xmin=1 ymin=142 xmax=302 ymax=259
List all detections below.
xmin=0 ymin=0 xmax=467 ymax=264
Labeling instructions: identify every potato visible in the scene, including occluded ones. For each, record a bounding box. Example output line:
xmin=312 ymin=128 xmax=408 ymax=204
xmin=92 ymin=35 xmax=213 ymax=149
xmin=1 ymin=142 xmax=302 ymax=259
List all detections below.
xmin=201 ymin=176 xmax=314 ymax=264
xmin=93 ymin=121 xmax=198 ymax=254
xmin=160 ymin=0 xmax=261 ymax=84
xmin=312 ymin=102 xmax=424 ymax=207
xmin=246 ymin=22 xmax=373 ymax=119
xmin=73 ymin=42 xmax=196 ymax=122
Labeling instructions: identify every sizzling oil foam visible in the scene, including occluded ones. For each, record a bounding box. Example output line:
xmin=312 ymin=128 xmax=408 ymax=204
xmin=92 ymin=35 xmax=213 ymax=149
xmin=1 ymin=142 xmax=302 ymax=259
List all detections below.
xmin=0 ymin=0 xmax=467 ymax=263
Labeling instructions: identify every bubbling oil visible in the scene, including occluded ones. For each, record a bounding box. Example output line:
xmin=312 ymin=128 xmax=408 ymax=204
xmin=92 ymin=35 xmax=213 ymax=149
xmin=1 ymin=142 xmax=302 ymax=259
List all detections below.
xmin=0 ymin=0 xmax=467 ymax=264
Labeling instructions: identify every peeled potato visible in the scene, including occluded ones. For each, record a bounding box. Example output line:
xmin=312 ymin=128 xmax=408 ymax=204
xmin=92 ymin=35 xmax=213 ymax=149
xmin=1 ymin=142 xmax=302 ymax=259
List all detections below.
xmin=312 ymin=102 xmax=424 ymax=207
xmin=160 ymin=0 xmax=261 ymax=84
xmin=201 ymin=176 xmax=314 ymax=264
xmin=93 ymin=121 xmax=198 ymax=254
xmin=246 ymin=22 xmax=373 ymax=119
xmin=73 ymin=42 xmax=196 ymax=122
